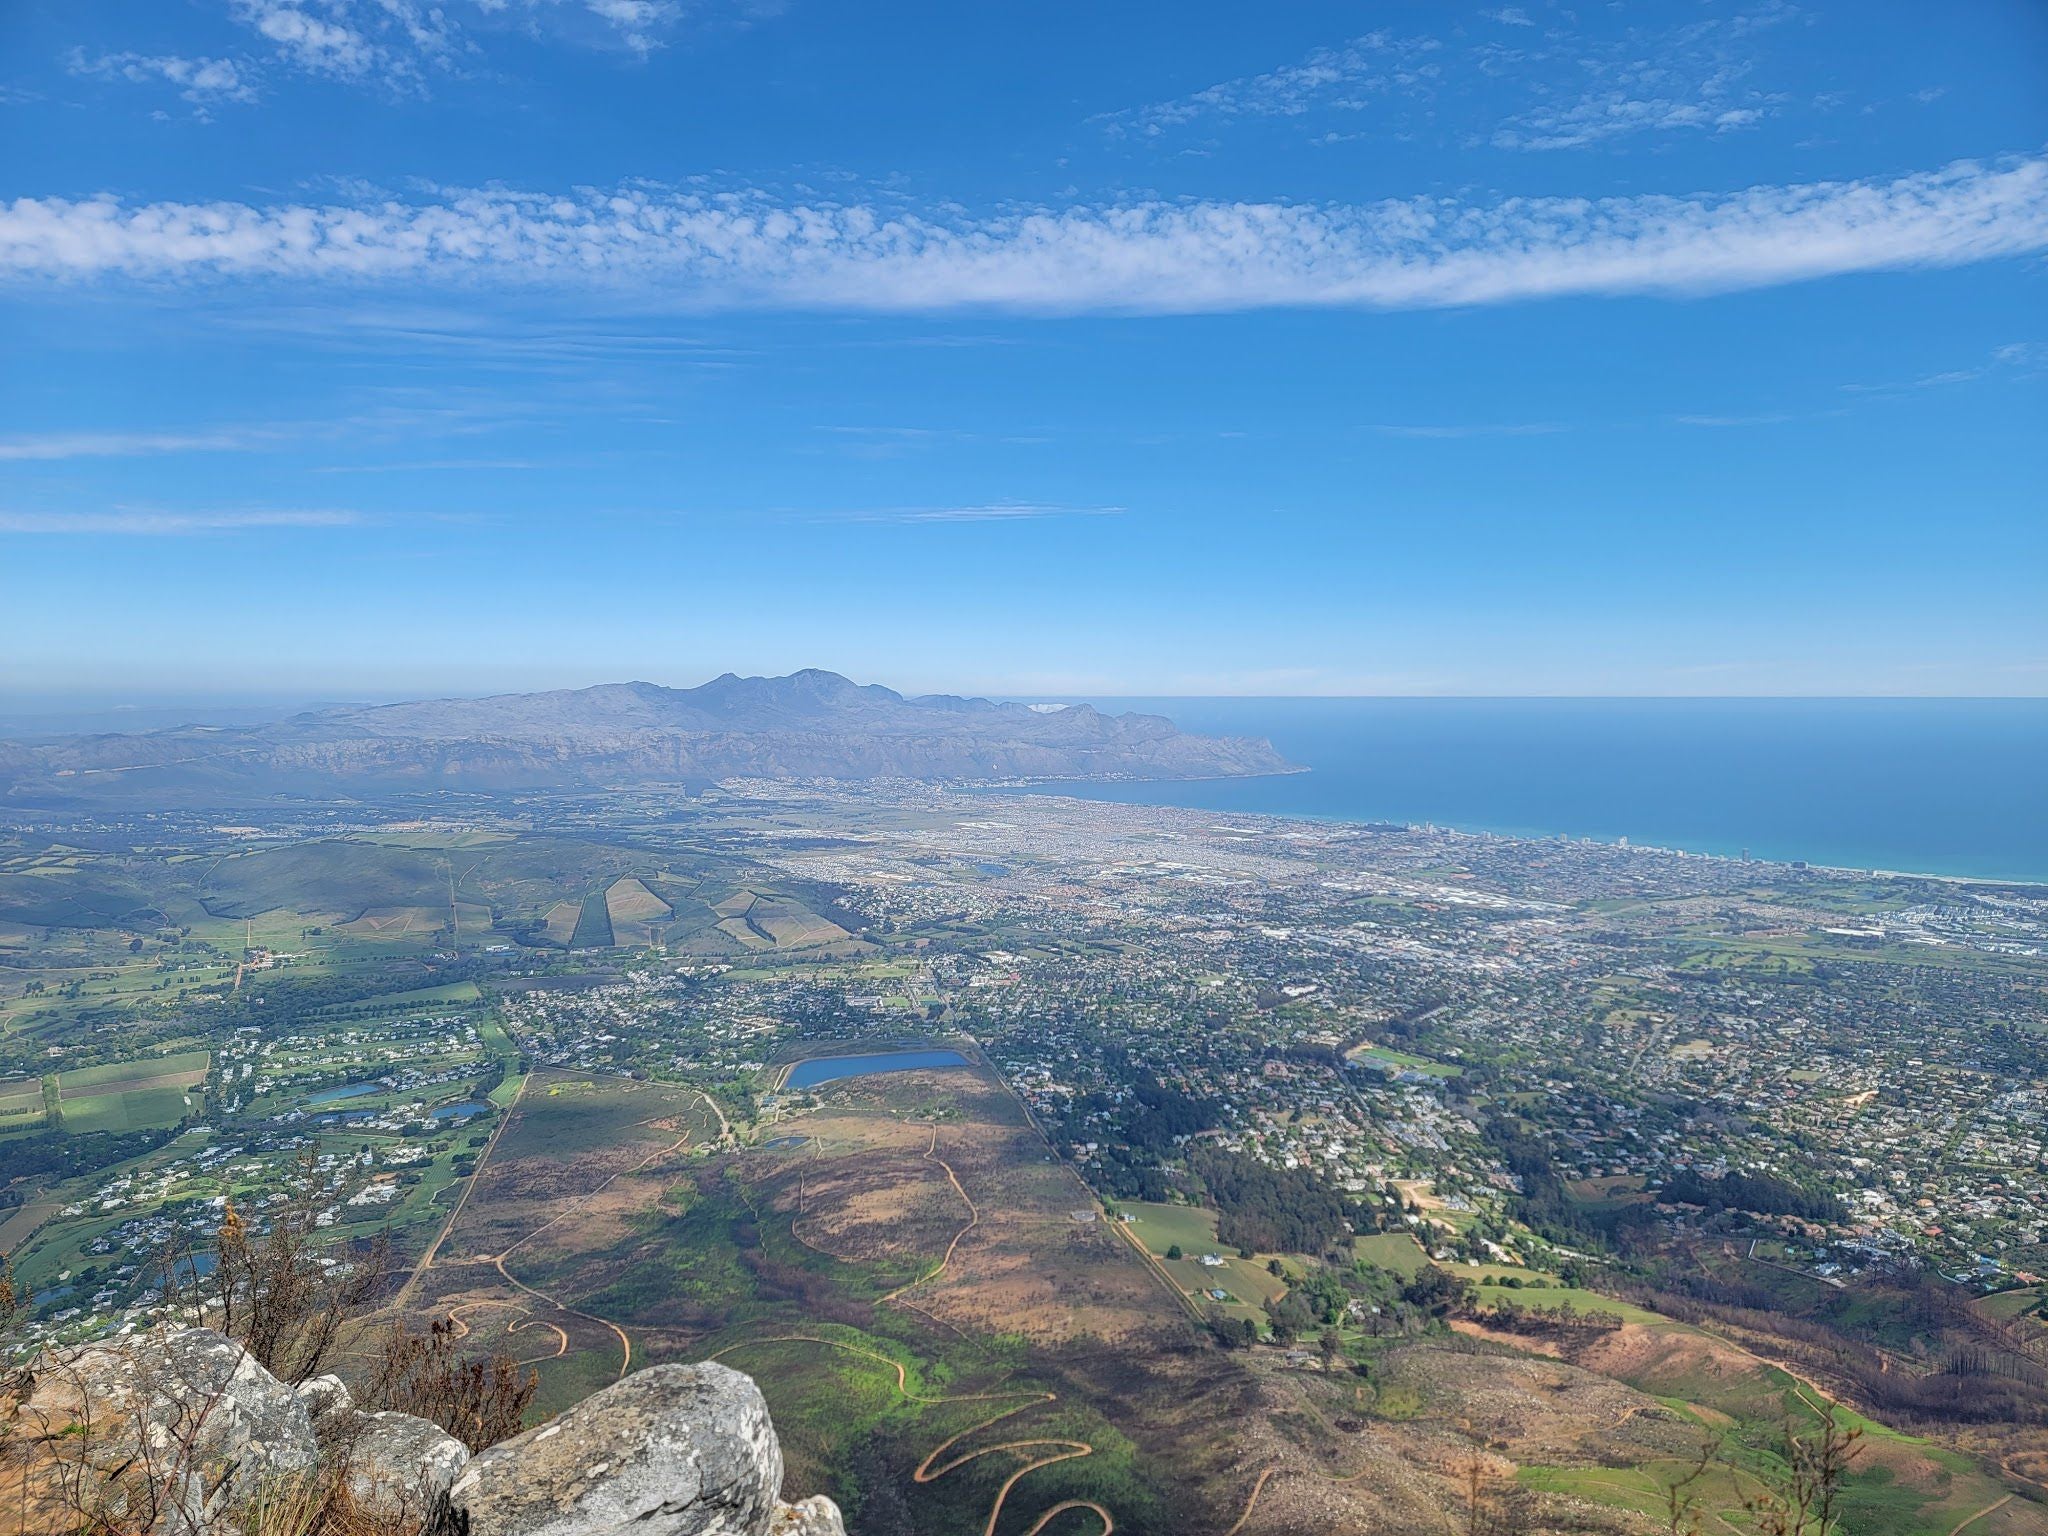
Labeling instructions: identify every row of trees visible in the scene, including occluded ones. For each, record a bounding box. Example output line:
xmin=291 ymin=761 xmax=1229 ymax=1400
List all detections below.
xmin=1657 ymin=1169 xmax=1847 ymax=1224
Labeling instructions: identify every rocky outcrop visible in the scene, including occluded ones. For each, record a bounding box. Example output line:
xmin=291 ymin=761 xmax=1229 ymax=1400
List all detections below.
xmin=15 ymin=1327 xmax=318 ymax=1535
xmin=767 ymin=1498 xmax=847 ymax=1536
xmin=446 ymin=1364 xmax=834 ymax=1536
xmin=293 ymin=1372 xmax=472 ymax=1520
xmin=6 ymin=1331 xmax=842 ymax=1536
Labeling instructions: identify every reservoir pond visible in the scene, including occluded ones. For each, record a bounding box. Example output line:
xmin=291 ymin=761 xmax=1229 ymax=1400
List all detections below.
xmin=785 ymin=1048 xmax=970 ymax=1089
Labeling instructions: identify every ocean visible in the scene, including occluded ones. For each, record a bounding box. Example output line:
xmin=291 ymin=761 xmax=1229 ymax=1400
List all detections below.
xmin=1013 ymin=698 xmax=2048 ymax=886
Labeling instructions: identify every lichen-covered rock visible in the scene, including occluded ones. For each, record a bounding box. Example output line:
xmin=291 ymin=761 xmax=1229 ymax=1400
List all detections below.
xmin=767 ymin=1495 xmax=846 ymax=1536
xmin=344 ymin=1409 xmax=471 ymax=1519
xmin=295 ymin=1373 xmax=354 ymax=1439
xmin=11 ymin=1332 xmax=837 ymax=1536
xmin=448 ymin=1364 xmax=786 ymax=1536
xmin=20 ymin=1328 xmax=318 ymax=1535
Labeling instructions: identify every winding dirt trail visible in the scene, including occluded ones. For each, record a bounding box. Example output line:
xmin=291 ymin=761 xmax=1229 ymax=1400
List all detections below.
xmin=498 ymin=1117 xmax=697 ymax=1262
xmin=914 ymin=1397 xmax=1109 ymax=1536
xmin=710 ymin=1334 xmax=1107 ymax=1535
xmin=835 ymin=1122 xmax=981 ymax=1312
xmin=444 ymin=1300 xmax=570 ymax=1362
xmin=396 ymin=1072 xmax=528 ymax=1309
xmin=786 ymin=1123 xmax=977 ymax=1301
xmin=706 ymin=1333 xmax=1029 ymax=1407
xmin=397 ymin=1079 xmax=718 ymax=1384
xmin=1217 ymin=1465 xmax=1277 ymax=1536
xmin=1013 ymin=1500 xmax=1114 ymax=1536
xmin=489 ymin=1254 xmax=635 ymax=1380
xmin=474 ymin=1103 xmax=712 ymax=1381
xmin=1947 ymin=1494 xmax=2014 ymax=1535
xmin=778 ymin=1121 xmax=993 ymax=1347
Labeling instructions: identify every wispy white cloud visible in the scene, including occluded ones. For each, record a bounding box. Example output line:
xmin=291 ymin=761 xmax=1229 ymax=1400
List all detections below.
xmin=0 ymin=427 xmax=280 ymax=461
xmin=68 ymin=50 xmax=257 ymax=111
xmin=219 ymin=304 xmax=749 ymax=367
xmin=1094 ymin=31 xmax=1441 ymax=138
xmin=219 ymin=0 xmax=717 ymax=89
xmin=4 ymin=154 xmax=2044 ymax=315
xmin=575 ymin=0 xmax=682 ymax=55
xmin=1493 ymin=90 xmax=1777 ymax=151
xmin=0 ymin=508 xmax=362 ymax=535
xmin=1488 ymin=2 xmax=1802 ymax=151
xmin=229 ymin=0 xmax=393 ymax=81
xmin=0 ymin=396 xmax=555 ymax=463
xmin=1840 ymin=340 xmax=2048 ymax=394
xmin=1101 ymin=2 xmax=1805 ymax=152
xmin=313 ymin=457 xmax=550 ymax=473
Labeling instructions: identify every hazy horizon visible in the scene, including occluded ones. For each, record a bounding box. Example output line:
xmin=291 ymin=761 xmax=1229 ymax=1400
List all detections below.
xmin=4 ymin=676 xmax=2047 ymax=733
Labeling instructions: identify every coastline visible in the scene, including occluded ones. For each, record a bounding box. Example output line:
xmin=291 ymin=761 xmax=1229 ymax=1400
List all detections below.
xmin=972 ymin=771 xmax=2048 ymax=891
xmin=985 ymin=697 xmax=2048 ymax=890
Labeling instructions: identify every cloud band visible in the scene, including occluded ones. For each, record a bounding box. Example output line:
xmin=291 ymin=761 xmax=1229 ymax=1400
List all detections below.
xmin=2 ymin=153 xmax=2043 ymax=314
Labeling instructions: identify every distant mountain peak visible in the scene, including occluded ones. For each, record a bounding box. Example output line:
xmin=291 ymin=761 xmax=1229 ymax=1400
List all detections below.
xmin=0 ymin=670 xmax=1296 ymax=805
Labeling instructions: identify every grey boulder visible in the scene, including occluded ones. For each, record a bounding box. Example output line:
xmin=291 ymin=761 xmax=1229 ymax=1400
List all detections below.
xmin=23 ymin=1327 xmax=318 ymax=1534
xmin=768 ymin=1496 xmax=847 ymax=1536
xmin=295 ymin=1373 xmax=355 ymax=1439
xmin=448 ymin=1363 xmax=839 ymax=1536
xmin=344 ymin=1409 xmax=472 ymax=1518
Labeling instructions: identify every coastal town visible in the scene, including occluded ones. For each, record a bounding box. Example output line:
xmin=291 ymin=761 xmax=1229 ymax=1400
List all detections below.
xmin=6 ymin=784 xmax=2043 ymax=1367
xmin=3 ymin=778 xmax=2045 ymax=1536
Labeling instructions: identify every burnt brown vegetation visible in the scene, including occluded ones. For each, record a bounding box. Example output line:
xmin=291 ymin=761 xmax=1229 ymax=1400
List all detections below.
xmin=1626 ymin=1272 xmax=2048 ymax=1431
xmin=364 ymin=1319 xmax=537 ymax=1453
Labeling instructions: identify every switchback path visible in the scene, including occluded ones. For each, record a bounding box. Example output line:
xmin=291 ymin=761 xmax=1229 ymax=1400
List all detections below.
xmin=445 ymin=1300 xmax=570 ymax=1362
xmin=709 ymin=1334 xmax=1107 ymax=1536
xmin=489 ymin=1253 xmax=635 ymax=1381
xmin=914 ymin=1397 xmax=1109 ymax=1536
xmin=476 ymin=1099 xmax=711 ymax=1381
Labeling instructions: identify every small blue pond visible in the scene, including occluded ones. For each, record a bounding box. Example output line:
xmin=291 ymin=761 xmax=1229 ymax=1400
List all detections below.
xmin=304 ymin=1082 xmax=379 ymax=1105
xmin=154 ymin=1251 xmax=219 ymax=1288
xmin=431 ymin=1100 xmax=491 ymax=1120
xmin=785 ymin=1049 xmax=970 ymax=1089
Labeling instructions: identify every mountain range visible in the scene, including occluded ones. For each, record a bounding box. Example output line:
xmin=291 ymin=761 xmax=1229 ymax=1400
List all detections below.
xmin=0 ymin=671 xmax=1294 ymax=803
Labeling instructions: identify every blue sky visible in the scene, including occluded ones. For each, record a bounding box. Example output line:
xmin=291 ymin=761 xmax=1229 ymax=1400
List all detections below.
xmin=2 ymin=0 xmax=2044 ymax=702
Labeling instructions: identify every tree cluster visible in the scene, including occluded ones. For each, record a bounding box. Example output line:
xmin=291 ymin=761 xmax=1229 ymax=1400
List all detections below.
xmin=1187 ymin=1147 xmax=1351 ymax=1256
xmin=1657 ymin=1169 xmax=1846 ymax=1224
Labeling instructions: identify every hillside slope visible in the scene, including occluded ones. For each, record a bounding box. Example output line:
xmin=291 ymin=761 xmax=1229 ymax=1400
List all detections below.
xmin=0 ymin=670 xmax=1294 ymax=803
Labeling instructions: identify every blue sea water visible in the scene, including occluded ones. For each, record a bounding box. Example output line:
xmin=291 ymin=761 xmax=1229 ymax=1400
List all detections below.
xmin=1017 ymin=699 xmax=2047 ymax=885
xmin=785 ymin=1049 xmax=971 ymax=1088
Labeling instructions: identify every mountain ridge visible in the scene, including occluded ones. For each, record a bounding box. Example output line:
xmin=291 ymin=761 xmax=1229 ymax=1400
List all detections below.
xmin=0 ymin=670 xmax=1296 ymax=803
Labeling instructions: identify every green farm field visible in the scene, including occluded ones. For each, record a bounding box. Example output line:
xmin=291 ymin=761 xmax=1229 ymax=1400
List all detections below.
xmin=57 ymin=1084 xmax=194 ymax=1133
